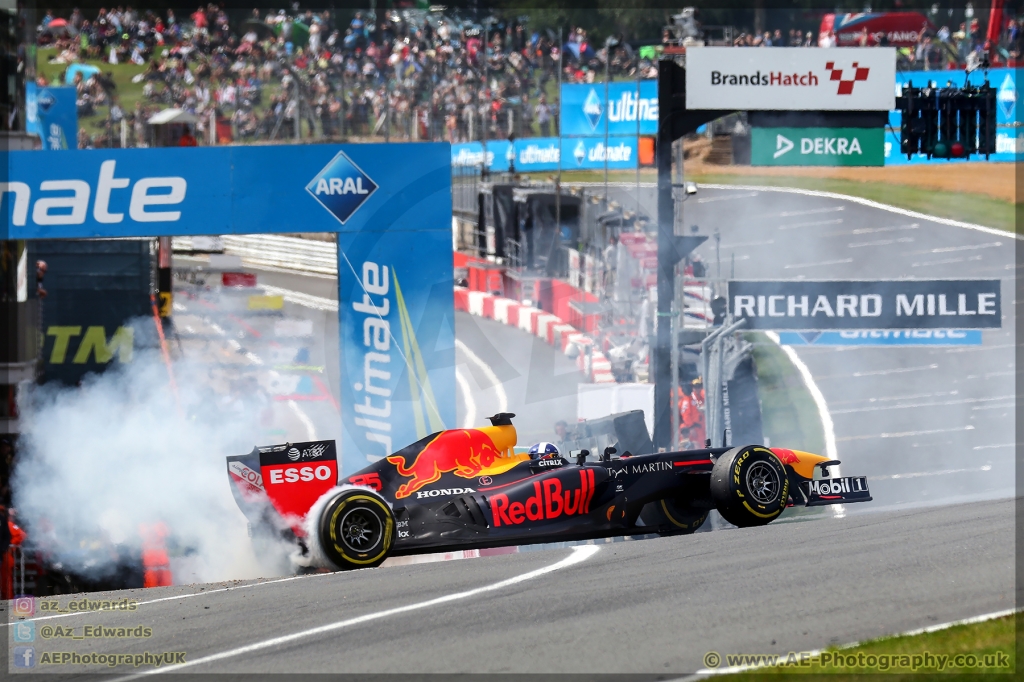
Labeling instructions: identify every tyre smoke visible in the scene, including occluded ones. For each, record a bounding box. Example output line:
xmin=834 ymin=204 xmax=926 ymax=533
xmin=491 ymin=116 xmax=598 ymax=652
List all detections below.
xmin=13 ymin=337 xmax=294 ymax=586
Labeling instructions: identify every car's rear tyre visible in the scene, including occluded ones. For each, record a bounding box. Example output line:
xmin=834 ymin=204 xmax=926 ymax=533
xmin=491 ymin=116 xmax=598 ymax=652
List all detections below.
xmin=640 ymin=497 xmax=709 ymax=535
xmin=318 ymin=490 xmax=395 ymax=570
xmin=710 ymin=445 xmax=789 ymax=527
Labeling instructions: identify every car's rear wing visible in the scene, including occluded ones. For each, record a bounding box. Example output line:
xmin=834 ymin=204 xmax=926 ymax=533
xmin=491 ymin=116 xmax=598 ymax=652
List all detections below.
xmin=227 ymin=440 xmax=339 ymax=534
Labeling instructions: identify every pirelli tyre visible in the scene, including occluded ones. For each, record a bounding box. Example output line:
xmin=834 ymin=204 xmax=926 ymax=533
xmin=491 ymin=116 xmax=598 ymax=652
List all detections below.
xmin=710 ymin=445 xmax=789 ymax=527
xmin=318 ymin=490 xmax=396 ymax=570
xmin=639 ymin=497 xmax=709 ymax=535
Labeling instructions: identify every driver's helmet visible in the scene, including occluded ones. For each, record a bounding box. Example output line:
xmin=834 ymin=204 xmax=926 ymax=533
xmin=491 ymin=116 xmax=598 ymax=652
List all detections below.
xmin=528 ymin=442 xmax=560 ymax=460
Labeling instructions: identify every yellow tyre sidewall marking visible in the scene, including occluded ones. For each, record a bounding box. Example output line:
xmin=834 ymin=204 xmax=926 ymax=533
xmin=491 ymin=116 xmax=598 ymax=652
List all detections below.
xmin=735 ymin=448 xmax=788 ymax=519
xmin=659 ymin=499 xmax=708 ymax=530
xmin=328 ymin=494 xmax=395 ymax=566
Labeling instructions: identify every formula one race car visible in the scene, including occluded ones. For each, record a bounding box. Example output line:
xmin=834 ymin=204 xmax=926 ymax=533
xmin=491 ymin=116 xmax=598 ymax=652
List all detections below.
xmin=226 ymin=412 xmax=871 ymax=570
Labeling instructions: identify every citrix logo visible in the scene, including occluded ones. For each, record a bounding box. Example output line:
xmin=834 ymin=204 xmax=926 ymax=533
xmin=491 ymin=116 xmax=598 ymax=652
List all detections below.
xmin=1 ymin=160 xmax=187 ymax=226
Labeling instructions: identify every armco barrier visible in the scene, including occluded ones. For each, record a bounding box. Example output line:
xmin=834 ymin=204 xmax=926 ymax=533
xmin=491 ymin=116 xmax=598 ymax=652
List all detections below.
xmin=454 ymin=286 xmax=614 ymax=384
xmin=174 ymin=234 xmax=338 ymax=276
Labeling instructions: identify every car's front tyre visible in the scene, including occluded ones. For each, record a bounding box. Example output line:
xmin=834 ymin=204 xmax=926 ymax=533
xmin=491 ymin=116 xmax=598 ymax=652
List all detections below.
xmin=710 ymin=445 xmax=789 ymax=527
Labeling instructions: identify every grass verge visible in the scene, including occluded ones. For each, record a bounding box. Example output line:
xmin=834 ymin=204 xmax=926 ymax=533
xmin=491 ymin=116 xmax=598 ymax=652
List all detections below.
xmin=692 ymin=172 xmax=1017 ymax=235
xmin=711 ymin=612 xmax=1016 ymax=680
xmin=747 ymin=333 xmax=824 ymax=457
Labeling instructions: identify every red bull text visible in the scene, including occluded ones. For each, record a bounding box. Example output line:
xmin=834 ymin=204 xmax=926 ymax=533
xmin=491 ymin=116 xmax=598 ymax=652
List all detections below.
xmin=490 ymin=469 xmax=595 ymax=526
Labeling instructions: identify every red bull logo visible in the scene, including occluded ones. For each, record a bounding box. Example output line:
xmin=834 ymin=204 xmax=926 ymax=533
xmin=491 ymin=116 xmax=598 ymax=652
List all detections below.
xmin=771 ymin=448 xmax=799 ymax=465
xmin=490 ymin=470 xmax=595 ymax=527
xmin=387 ymin=429 xmax=503 ymax=499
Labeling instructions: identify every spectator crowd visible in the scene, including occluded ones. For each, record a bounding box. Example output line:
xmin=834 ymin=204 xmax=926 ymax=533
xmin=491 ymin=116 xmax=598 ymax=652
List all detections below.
xmin=36 ymin=5 xmax=654 ymax=148
xmin=34 ymin=5 xmax=1024 ymax=148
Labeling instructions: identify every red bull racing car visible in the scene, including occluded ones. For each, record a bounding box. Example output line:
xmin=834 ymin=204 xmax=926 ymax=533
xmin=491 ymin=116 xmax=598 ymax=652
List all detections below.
xmin=226 ymin=412 xmax=871 ymax=571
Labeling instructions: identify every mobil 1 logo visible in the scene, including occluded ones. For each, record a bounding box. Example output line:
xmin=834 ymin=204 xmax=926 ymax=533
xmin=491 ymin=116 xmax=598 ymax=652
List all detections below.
xmin=729 ymin=280 xmax=1001 ymax=330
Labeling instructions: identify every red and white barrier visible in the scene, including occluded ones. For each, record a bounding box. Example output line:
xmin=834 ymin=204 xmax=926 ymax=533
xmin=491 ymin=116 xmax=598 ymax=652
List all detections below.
xmin=455 ymin=286 xmax=614 ymax=383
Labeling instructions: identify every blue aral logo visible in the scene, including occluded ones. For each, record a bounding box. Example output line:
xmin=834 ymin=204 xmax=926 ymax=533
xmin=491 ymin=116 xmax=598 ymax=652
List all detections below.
xmin=306 ymin=151 xmax=378 ymax=225
xmin=573 ymin=140 xmax=587 ymax=166
xmin=37 ymin=90 xmax=56 ymax=113
xmin=998 ymin=74 xmax=1015 ymax=119
xmin=583 ymin=89 xmax=603 ymax=130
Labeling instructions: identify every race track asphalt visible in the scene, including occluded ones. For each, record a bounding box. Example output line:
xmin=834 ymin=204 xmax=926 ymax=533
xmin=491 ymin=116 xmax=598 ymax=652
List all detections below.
xmin=4 ymin=497 xmax=1012 ymax=677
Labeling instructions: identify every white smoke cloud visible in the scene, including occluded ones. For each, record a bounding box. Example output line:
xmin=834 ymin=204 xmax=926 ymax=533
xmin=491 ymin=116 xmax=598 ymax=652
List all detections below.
xmin=13 ymin=335 xmax=295 ymax=585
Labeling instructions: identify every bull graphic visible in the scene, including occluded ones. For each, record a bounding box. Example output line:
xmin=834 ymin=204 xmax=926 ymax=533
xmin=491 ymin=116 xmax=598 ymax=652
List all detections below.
xmin=387 ymin=429 xmax=502 ymax=499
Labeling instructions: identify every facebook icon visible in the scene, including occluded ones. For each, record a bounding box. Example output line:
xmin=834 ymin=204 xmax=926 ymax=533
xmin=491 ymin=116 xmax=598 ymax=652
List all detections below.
xmin=13 ymin=646 xmax=36 ymax=668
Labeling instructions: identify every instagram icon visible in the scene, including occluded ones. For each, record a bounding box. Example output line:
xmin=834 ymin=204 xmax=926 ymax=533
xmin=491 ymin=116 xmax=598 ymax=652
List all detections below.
xmin=12 ymin=596 xmax=35 ymax=618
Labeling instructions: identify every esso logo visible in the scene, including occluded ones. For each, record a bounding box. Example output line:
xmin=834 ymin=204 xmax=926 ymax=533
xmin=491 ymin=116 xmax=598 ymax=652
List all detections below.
xmin=269 ymin=465 xmax=333 ymax=484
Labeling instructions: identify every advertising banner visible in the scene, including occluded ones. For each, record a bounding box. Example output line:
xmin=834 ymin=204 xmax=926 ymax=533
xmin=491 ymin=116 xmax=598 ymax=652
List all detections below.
xmin=685 ymin=46 xmax=896 ymax=111
xmin=2 ymin=144 xmax=451 ymax=239
xmin=451 ymin=136 xmax=638 ymax=172
xmin=884 ymin=67 xmax=1021 ymax=164
xmin=559 ymin=81 xmax=657 ymax=136
xmin=513 ymin=137 xmax=561 ymax=170
xmin=337 ymin=228 xmax=455 ymax=473
xmin=751 ymin=127 xmax=884 ymax=166
xmin=729 ymin=280 xmax=1001 ymax=330
xmin=824 ymin=12 xmax=933 ymax=47
xmin=4 ymin=143 xmax=455 ymax=475
xmin=450 ymin=140 xmax=513 ymax=173
xmin=560 ymin=136 xmax=637 ymax=170
xmin=26 ymin=82 xmax=78 ymax=150
xmin=778 ymin=329 xmax=982 ymax=346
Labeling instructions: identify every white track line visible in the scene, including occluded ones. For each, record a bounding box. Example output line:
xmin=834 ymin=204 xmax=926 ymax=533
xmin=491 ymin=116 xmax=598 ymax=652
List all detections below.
xmin=696 ymin=183 xmax=1022 ymax=241
xmin=853 ymin=363 xmax=939 ymax=377
xmin=578 ymin=181 xmax=1017 ymax=240
xmin=766 ymin=332 xmax=837 ymax=461
xmin=677 ymin=607 xmax=1019 ymax=680
xmin=871 ymin=464 xmax=992 ymax=481
xmin=783 ymin=257 xmax=853 ymax=269
xmin=765 ymin=331 xmax=843 ymax=519
xmin=125 ymin=545 xmax=600 ymax=677
xmin=454 ymin=338 xmax=509 ymax=414
xmin=455 ymin=364 xmax=477 ymax=428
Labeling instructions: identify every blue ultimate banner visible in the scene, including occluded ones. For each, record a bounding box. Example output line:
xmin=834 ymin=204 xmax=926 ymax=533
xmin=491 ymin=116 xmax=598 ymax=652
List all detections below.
xmin=559 ymin=80 xmax=657 ymax=137
xmin=452 ymin=136 xmax=638 ymax=172
xmin=26 ymin=82 xmax=78 ymax=150
xmin=2 ymin=143 xmax=455 ymax=474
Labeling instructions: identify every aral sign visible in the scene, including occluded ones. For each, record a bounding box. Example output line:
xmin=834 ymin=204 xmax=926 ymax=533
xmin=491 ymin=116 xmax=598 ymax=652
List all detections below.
xmin=685 ymin=47 xmax=896 ymax=111
xmin=752 ymin=127 xmax=883 ymax=166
